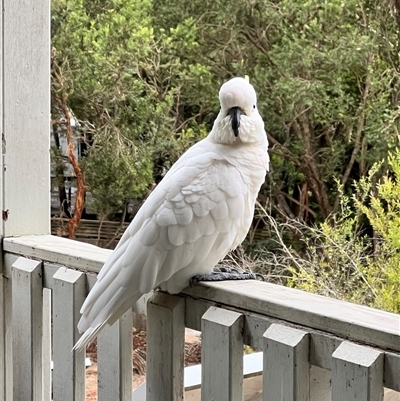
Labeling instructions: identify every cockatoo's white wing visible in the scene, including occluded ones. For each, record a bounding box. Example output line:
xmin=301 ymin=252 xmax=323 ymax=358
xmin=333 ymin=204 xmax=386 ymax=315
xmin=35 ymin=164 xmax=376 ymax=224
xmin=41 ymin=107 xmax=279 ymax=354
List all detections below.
xmin=74 ymin=138 xmax=256 ymax=351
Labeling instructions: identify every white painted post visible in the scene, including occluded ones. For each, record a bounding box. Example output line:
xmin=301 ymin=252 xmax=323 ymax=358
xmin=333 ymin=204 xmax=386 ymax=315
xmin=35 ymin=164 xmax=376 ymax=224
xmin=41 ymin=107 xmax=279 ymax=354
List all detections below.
xmin=332 ymin=341 xmax=384 ymax=401
xmin=42 ymin=288 xmax=52 ymax=401
xmin=1 ymin=0 xmax=50 ymax=395
xmin=263 ymin=323 xmax=309 ymax=401
xmin=52 ymin=267 xmax=86 ymax=401
xmin=146 ymin=292 xmax=185 ymax=401
xmin=201 ymin=306 xmax=244 ymax=401
xmin=97 ymin=310 xmax=133 ymax=401
xmin=11 ymin=257 xmax=43 ymax=401
xmin=2 ymin=0 xmax=51 ymax=236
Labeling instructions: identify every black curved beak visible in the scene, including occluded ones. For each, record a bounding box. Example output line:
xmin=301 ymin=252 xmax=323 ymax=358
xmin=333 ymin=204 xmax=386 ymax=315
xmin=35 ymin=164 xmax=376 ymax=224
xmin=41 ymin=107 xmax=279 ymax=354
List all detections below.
xmin=228 ymin=106 xmax=243 ymax=137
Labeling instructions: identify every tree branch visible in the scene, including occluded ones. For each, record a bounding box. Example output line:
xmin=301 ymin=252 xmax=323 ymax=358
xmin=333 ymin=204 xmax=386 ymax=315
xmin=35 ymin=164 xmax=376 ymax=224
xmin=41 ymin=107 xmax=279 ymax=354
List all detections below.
xmin=56 ymin=94 xmax=86 ymax=239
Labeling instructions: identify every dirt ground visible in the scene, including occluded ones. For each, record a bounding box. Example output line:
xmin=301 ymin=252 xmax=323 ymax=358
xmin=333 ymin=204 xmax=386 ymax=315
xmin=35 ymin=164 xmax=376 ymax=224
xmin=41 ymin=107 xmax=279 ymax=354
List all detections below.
xmin=85 ymin=328 xmax=201 ymax=401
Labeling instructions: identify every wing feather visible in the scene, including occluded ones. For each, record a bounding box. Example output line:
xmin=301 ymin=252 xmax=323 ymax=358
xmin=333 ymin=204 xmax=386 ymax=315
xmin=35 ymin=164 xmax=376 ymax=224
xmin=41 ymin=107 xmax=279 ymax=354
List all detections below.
xmin=75 ymin=139 xmax=255 ymax=351
xmin=174 ymin=206 xmax=193 ymax=225
xmin=211 ymin=201 xmax=229 ymax=220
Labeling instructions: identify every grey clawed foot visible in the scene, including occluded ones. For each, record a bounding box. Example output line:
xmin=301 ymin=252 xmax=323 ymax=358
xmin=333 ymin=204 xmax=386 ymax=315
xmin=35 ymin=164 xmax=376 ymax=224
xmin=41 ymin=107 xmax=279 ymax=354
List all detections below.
xmin=189 ymin=267 xmax=265 ymax=287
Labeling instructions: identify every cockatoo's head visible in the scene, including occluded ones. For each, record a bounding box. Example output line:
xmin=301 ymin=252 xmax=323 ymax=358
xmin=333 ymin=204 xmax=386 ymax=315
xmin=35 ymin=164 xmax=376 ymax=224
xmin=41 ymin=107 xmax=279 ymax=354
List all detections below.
xmin=209 ymin=77 xmax=266 ymax=145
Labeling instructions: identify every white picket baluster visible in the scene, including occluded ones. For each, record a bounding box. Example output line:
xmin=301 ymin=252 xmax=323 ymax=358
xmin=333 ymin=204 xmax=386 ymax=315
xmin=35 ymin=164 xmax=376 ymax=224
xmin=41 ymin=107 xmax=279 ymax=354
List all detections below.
xmin=52 ymin=267 xmax=86 ymax=401
xmin=11 ymin=257 xmax=43 ymax=401
xmin=146 ymin=292 xmax=185 ymax=401
xmin=97 ymin=310 xmax=133 ymax=401
xmin=201 ymin=306 xmax=244 ymax=401
xmin=263 ymin=323 xmax=309 ymax=401
xmin=332 ymin=341 xmax=384 ymax=401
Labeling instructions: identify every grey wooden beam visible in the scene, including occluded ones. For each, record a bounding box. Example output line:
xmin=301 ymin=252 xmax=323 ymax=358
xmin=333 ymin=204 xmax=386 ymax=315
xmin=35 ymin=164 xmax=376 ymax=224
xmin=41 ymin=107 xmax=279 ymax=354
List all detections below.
xmin=332 ymin=341 xmax=384 ymax=401
xmin=4 ymin=235 xmax=110 ymax=274
xmin=183 ymin=281 xmax=400 ymax=353
xmin=263 ymin=324 xmax=309 ymax=401
xmin=146 ymin=292 xmax=185 ymax=401
xmin=201 ymin=306 xmax=244 ymax=401
xmin=11 ymin=257 xmax=43 ymax=401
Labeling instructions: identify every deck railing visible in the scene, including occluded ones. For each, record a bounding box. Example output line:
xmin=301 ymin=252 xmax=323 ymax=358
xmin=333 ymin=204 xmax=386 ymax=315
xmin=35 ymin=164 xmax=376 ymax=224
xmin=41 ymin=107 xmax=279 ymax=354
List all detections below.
xmin=1 ymin=235 xmax=400 ymax=401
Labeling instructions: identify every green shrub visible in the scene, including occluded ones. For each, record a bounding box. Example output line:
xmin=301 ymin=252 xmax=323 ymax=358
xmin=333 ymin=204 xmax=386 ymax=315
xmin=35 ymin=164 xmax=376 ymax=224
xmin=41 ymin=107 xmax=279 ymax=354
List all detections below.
xmin=256 ymin=150 xmax=400 ymax=313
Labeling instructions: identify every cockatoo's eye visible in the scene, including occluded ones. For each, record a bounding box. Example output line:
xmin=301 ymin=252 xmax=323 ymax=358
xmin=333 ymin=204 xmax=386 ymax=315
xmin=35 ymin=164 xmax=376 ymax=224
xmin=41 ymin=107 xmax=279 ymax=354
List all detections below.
xmin=253 ymin=105 xmax=256 ymax=109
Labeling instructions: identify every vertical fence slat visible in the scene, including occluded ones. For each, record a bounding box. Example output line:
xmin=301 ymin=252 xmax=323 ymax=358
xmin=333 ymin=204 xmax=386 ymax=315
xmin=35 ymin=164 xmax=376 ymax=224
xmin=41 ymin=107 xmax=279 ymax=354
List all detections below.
xmin=332 ymin=341 xmax=384 ymax=401
xmin=52 ymin=267 xmax=86 ymax=401
xmin=11 ymin=257 xmax=43 ymax=401
xmin=97 ymin=309 xmax=133 ymax=401
xmin=263 ymin=323 xmax=309 ymax=401
xmin=146 ymin=292 xmax=185 ymax=401
xmin=201 ymin=306 xmax=244 ymax=401
xmin=42 ymin=288 xmax=52 ymax=401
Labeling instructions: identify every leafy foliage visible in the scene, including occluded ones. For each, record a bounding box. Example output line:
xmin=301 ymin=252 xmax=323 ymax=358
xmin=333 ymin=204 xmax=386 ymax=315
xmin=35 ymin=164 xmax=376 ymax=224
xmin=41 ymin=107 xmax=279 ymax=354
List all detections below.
xmin=52 ymin=0 xmax=400 ymax=220
xmin=358 ymin=150 xmax=400 ymax=312
xmin=154 ymin=0 xmax=400 ymax=221
xmin=266 ymin=150 xmax=400 ymax=313
xmin=52 ymin=0 xmax=214 ymax=216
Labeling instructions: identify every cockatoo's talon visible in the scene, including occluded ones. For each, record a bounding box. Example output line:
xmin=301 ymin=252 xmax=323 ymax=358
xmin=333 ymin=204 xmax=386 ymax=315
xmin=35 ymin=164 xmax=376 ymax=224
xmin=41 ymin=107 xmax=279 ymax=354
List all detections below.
xmin=255 ymin=273 xmax=265 ymax=281
xmin=190 ymin=269 xmax=261 ymax=284
xmin=189 ymin=276 xmax=200 ymax=287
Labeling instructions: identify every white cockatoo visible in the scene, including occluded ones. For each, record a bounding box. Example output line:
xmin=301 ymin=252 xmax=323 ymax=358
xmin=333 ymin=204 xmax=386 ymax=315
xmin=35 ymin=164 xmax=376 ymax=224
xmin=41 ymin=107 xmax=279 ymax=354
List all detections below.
xmin=74 ymin=77 xmax=269 ymax=351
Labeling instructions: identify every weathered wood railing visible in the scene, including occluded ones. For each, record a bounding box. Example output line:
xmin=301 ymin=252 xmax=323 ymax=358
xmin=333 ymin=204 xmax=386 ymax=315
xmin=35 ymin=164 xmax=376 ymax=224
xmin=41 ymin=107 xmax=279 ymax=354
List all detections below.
xmin=1 ymin=235 xmax=400 ymax=401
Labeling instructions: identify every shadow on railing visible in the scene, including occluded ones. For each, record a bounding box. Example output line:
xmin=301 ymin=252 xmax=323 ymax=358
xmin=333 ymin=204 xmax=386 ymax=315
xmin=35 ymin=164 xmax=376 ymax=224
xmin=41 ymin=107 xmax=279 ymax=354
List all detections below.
xmin=1 ymin=235 xmax=400 ymax=401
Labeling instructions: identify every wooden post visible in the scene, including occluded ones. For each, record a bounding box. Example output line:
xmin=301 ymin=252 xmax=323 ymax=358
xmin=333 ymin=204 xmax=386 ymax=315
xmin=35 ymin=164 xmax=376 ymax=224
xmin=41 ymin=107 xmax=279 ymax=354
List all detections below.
xmin=332 ymin=341 xmax=384 ymax=401
xmin=1 ymin=0 xmax=50 ymax=397
xmin=52 ymin=267 xmax=86 ymax=401
xmin=11 ymin=257 xmax=43 ymax=401
xmin=146 ymin=292 xmax=185 ymax=401
xmin=1 ymin=0 xmax=51 ymax=236
xmin=263 ymin=323 xmax=309 ymax=401
xmin=201 ymin=306 xmax=244 ymax=401
xmin=97 ymin=310 xmax=133 ymax=401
